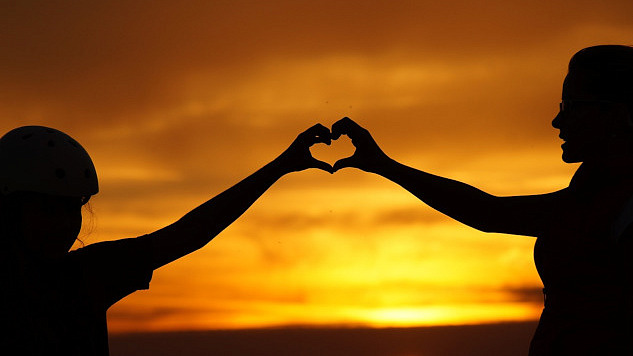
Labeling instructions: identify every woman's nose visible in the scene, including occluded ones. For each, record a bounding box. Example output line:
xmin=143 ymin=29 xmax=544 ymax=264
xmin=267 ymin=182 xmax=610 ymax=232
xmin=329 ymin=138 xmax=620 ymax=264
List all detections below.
xmin=552 ymin=111 xmax=562 ymax=129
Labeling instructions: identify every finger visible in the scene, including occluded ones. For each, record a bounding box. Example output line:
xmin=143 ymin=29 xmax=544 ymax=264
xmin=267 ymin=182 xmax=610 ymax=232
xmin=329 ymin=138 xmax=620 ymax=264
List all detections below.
xmin=311 ymin=123 xmax=332 ymax=146
xmin=331 ymin=117 xmax=363 ymax=140
xmin=301 ymin=123 xmax=332 ymax=146
xmin=331 ymin=117 xmax=354 ymax=140
xmin=311 ymin=158 xmax=335 ymax=174
xmin=333 ymin=156 xmax=357 ymax=172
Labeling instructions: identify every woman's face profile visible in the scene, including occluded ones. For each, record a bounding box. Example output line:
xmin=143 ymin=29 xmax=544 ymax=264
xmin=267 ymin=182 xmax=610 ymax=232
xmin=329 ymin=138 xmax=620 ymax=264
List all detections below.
xmin=552 ymin=72 xmax=613 ymax=164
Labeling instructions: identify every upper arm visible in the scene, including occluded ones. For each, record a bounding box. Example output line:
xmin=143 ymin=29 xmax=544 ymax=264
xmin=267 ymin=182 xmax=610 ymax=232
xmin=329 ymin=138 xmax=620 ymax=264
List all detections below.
xmin=379 ymin=161 xmax=563 ymax=238
xmin=143 ymin=219 xmax=214 ymax=270
xmin=472 ymin=190 xmax=563 ymax=237
xmin=73 ymin=238 xmax=154 ymax=307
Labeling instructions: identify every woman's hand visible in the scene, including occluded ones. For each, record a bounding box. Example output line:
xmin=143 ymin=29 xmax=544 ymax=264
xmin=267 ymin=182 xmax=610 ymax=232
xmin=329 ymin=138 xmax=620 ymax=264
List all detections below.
xmin=331 ymin=117 xmax=392 ymax=174
xmin=275 ymin=123 xmax=334 ymax=174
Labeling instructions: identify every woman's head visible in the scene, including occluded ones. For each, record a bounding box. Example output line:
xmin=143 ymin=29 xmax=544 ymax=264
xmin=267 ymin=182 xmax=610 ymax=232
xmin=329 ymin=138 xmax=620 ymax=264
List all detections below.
xmin=568 ymin=45 xmax=633 ymax=109
xmin=0 ymin=126 xmax=98 ymax=258
xmin=552 ymin=45 xmax=633 ymax=164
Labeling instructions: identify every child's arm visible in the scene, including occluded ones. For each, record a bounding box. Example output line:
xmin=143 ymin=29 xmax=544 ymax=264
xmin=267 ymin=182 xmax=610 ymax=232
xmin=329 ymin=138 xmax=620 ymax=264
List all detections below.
xmin=146 ymin=124 xmax=333 ymax=269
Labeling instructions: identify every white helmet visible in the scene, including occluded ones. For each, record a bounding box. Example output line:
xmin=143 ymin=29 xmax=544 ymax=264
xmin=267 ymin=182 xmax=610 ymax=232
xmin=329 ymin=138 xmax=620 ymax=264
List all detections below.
xmin=0 ymin=126 xmax=98 ymax=197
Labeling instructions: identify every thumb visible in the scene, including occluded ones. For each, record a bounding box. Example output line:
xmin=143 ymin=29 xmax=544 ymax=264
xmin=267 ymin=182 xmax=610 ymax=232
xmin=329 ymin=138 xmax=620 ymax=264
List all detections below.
xmin=311 ymin=158 xmax=335 ymax=174
xmin=333 ymin=156 xmax=358 ymax=172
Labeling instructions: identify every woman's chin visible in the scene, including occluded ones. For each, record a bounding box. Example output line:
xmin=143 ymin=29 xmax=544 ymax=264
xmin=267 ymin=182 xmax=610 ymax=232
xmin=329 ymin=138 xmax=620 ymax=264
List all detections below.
xmin=561 ymin=148 xmax=583 ymax=163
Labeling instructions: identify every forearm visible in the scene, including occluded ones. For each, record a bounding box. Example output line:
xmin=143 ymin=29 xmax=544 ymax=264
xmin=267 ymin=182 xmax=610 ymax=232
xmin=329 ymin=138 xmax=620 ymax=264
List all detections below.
xmin=331 ymin=116 xmax=502 ymax=232
xmin=149 ymin=158 xmax=288 ymax=269
xmin=331 ymin=117 xmax=550 ymax=236
xmin=144 ymin=123 xmax=332 ymax=269
xmin=181 ymin=158 xmax=286 ymax=235
xmin=374 ymin=158 xmax=501 ymax=232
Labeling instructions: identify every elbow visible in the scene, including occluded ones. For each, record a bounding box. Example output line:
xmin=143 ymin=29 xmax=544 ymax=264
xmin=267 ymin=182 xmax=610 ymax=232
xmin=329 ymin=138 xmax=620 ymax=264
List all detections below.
xmin=459 ymin=215 xmax=505 ymax=234
xmin=467 ymin=222 xmax=497 ymax=234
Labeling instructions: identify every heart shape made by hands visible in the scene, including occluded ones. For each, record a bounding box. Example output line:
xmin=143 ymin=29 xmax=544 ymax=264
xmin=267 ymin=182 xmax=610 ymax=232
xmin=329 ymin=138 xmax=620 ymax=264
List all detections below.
xmin=310 ymin=134 xmax=356 ymax=166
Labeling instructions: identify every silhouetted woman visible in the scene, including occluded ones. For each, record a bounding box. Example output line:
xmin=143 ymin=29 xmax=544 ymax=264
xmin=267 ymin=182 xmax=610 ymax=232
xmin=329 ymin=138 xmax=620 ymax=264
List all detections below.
xmin=331 ymin=45 xmax=633 ymax=355
xmin=0 ymin=124 xmax=332 ymax=355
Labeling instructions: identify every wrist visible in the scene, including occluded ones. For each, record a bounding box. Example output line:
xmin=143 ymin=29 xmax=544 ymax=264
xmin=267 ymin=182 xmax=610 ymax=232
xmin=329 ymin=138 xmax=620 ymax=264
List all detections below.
xmin=268 ymin=155 xmax=295 ymax=176
xmin=371 ymin=155 xmax=399 ymax=176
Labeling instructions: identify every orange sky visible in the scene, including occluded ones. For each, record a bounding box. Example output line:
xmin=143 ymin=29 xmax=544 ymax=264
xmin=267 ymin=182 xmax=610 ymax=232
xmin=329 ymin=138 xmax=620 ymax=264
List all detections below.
xmin=2 ymin=0 xmax=633 ymax=333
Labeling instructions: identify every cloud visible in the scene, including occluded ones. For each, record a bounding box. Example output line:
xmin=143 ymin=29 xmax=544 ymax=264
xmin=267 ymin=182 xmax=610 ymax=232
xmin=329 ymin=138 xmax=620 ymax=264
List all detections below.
xmin=2 ymin=0 xmax=632 ymax=182
xmin=2 ymin=0 xmax=632 ymax=128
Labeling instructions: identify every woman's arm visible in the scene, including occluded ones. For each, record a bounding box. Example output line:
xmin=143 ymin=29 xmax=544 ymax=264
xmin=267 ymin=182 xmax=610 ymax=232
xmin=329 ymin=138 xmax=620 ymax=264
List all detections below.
xmin=331 ymin=117 xmax=557 ymax=237
xmin=146 ymin=124 xmax=333 ymax=270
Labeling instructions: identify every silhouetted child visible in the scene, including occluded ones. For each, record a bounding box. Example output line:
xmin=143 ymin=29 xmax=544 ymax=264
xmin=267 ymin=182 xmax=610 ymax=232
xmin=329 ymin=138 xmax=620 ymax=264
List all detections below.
xmin=331 ymin=45 xmax=633 ymax=355
xmin=0 ymin=124 xmax=333 ymax=355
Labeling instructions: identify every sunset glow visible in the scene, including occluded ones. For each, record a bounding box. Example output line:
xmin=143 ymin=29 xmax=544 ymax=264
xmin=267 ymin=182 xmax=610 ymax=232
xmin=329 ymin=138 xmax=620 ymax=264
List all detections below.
xmin=2 ymin=0 xmax=632 ymax=334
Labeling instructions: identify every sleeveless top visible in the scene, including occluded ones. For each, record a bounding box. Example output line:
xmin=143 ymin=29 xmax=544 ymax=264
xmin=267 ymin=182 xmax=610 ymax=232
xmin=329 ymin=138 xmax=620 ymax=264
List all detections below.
xmin=529 ymin=165 xmax=633 ymax=355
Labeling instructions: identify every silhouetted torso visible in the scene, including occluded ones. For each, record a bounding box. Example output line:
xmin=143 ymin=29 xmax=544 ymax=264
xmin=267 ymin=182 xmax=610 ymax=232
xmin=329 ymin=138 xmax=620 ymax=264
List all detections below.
xmin=1 ymin=237 xmax=153 ymax=355
xmin=530 ymin=164 xmax=633 ymax=355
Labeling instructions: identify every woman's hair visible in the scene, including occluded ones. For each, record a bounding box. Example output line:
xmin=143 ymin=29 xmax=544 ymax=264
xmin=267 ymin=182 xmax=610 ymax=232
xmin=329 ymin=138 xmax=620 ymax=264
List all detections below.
xmin=568 ymin=45 xmax=633 ymax=112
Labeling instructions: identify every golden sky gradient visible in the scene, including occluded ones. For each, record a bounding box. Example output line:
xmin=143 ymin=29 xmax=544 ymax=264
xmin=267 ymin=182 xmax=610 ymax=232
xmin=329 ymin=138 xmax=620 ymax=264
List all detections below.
xmin=2 ymin=0 xmax=633 ymax=332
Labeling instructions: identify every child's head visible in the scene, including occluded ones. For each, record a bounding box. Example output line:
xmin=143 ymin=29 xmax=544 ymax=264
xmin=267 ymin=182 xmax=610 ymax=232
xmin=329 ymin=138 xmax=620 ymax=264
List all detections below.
xmin=0 ymin=126 xmax=98 ymax=258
